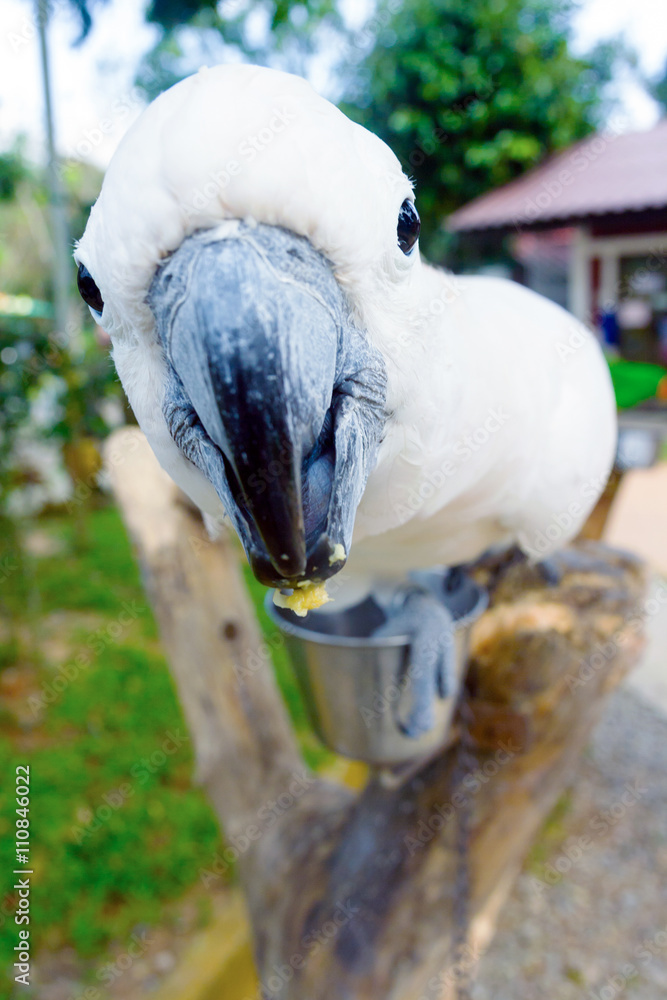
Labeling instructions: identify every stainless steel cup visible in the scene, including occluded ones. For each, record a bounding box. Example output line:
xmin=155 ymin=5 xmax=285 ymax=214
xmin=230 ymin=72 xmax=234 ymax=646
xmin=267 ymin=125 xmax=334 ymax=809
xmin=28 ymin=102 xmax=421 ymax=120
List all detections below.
xmin=264 ymin=573 xmax=487 ymax=766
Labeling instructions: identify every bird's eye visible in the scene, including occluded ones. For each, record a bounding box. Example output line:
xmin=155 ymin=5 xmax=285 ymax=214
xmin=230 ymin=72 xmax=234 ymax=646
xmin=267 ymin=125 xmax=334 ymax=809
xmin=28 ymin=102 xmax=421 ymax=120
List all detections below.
xmin=397 ymin=200 xmax=420 ymax=255
xmin=77 ymin=263 xmax=104 ymax=314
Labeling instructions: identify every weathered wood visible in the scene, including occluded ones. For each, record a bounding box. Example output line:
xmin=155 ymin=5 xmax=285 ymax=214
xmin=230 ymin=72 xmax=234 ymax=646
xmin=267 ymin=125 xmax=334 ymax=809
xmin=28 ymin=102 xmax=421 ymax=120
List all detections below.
xmin=105 ymin=428 xmax=647 ymax=1000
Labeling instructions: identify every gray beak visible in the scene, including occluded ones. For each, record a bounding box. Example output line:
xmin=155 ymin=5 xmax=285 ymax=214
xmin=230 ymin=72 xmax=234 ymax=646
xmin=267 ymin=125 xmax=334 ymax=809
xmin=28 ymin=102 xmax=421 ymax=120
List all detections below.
xmin=148 ymin=223 xmax=387 ymax=588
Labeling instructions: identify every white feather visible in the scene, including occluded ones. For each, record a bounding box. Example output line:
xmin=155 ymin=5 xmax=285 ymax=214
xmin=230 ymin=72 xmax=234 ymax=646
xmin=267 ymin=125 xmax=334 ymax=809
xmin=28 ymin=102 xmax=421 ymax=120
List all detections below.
xmin=77 ymin=64 xmax=617 ymax=600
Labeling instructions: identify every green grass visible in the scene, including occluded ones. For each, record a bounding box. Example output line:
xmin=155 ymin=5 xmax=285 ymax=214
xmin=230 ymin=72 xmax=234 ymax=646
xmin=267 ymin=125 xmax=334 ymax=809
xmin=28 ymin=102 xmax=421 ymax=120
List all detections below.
xmin=0 ymin=503 xmax=327 ymax=996
xmin=26 ymin=506 xmax=158 ymax=619
xmin=0 ymin=506 xmax=222 ymax=993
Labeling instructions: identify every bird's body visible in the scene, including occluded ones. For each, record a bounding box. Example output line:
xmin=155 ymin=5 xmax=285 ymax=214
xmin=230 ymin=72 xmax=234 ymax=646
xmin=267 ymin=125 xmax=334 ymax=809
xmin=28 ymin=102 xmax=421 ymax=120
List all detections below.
xmin=349 ymin=270 xmax=615 ymax=579
xmin=77 ymin=64 xmax=616 ymax=728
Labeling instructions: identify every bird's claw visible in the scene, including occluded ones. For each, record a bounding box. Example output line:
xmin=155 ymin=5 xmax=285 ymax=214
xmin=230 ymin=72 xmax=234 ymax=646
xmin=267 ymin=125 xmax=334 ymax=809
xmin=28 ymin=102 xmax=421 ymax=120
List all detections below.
xmin=373 ymin=588 xmax=456 ymax=738
xmin=535 ymin=556 xmax=563 ymax=586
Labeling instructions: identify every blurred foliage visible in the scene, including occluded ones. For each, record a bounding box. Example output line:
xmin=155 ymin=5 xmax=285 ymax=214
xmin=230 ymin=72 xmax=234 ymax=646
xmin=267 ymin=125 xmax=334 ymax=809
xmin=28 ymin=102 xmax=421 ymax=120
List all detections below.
xmin=0 ymin=145 xmax=100 ymax=303
xmin=0 ymin=142 xmax=125 ymax=523
xmin=0 ymin=141 xmax=32 ymax=204
xmin=0 ymin=316 xmax=118 ymax=484
xmin=137 ymin=0 xmax=341 ymax=101
xmin=649 ymin=58 xmax=667 ymax=112
xmin=60 ymin=0 xmax=109 ymax=45
xmin=340 ymin=0 xmax=631 ymax=258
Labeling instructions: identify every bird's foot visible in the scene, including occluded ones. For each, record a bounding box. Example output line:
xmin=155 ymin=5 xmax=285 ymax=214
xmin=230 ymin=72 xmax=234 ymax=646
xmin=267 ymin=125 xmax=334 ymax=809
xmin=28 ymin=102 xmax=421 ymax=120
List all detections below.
xmin=534 ymin=556 xmax=563 ymax=586
xmin=372 ymin=586 xmax=456 ymax=738
xmin=468 ymin=544 xmax=564 ymax=588
xmin=532 ymin=550 xmax=624 ymax=586
xmin=547 ymin=545 xmax=633 ymax=578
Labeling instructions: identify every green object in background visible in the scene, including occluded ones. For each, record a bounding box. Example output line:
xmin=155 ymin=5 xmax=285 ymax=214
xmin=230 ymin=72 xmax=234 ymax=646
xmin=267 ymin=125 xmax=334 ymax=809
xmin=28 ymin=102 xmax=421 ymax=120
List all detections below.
xmin=607 ymin=358 xmax=667 ymax=410
xmin=0 ymin=292 xmax=53 ymax=319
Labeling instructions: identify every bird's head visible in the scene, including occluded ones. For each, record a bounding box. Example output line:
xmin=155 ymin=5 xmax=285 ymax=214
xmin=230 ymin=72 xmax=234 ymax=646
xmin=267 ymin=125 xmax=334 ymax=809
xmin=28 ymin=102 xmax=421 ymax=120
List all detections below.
xmin=75 ymin=64 xmax=423 ymax=588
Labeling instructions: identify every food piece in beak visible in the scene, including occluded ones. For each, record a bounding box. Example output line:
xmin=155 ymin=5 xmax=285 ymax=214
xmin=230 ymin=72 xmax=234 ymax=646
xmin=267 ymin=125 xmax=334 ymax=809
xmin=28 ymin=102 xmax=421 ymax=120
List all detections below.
xmin=273 ymin=581 xmax=332 ymax=617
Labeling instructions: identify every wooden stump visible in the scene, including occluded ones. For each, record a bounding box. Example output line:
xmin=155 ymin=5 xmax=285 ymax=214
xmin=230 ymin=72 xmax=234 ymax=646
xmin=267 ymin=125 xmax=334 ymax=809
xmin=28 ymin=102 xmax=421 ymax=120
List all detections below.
xmin=105 ymin=427 xmax=647 ymax=1000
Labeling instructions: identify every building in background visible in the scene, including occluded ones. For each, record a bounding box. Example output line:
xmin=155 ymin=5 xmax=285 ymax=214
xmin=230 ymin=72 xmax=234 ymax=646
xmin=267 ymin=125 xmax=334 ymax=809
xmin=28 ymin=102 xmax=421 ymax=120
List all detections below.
xmin=447 ymin=120 xmax=667 ymax=365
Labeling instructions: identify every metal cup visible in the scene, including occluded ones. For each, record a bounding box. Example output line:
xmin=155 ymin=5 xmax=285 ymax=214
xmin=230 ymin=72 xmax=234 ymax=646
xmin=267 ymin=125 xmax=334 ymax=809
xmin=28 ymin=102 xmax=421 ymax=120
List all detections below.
xmin=264 ymin=572 xmax=487 ymax=766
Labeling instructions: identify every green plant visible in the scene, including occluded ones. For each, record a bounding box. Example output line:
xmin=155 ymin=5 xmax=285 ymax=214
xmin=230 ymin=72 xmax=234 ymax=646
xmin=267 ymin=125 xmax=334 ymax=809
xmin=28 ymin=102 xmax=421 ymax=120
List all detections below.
xmin=341 ymin=0 xmax=631 ymax=258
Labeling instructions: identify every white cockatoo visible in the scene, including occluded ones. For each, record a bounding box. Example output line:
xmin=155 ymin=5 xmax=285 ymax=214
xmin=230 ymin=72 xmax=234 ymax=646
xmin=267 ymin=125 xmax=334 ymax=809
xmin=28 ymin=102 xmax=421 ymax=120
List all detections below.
xmin=76 ymin=64 xmax=616 ymax=733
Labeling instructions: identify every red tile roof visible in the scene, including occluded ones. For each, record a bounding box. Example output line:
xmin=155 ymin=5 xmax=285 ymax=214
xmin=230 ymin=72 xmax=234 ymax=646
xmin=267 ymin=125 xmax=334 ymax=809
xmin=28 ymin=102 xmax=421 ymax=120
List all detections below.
xmin=447 ymin=118 xmax=667 ymax=232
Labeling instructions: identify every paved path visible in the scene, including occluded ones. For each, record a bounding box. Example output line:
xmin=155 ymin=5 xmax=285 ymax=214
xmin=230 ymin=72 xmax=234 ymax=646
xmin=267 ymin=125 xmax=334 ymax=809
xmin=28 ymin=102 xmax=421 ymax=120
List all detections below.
xmin=605 ymin=462 xmax=667 ymax=578
xmin=473 ymin=684 xmax=667 ymax=999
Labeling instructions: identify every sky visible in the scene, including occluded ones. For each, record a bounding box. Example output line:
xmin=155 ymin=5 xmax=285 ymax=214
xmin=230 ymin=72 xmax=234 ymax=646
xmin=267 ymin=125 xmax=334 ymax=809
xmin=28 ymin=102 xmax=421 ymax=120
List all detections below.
xmin=0 ymin=0 xmax=665 ymax=171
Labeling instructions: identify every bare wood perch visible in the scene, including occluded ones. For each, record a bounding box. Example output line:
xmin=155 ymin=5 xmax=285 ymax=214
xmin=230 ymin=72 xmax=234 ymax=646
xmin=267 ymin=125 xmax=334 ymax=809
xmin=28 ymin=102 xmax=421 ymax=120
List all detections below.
xmin=105 ymin=427 xmax=647 ymax=1000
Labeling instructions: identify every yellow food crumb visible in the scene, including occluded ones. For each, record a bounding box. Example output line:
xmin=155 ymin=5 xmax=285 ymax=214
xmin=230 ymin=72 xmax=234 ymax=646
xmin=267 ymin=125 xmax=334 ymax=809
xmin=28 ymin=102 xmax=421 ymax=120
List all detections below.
xmin=273 ymin=582 xmax=331 ymax=617
xmin=328 ymin=543 xmax=346 ymax=566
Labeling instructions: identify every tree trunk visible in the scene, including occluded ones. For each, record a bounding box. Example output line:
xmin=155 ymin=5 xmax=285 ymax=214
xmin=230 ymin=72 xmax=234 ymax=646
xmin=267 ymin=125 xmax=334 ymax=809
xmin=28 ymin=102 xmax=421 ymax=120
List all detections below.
xmin=105 ymin=427 xmax=647 ymax=1000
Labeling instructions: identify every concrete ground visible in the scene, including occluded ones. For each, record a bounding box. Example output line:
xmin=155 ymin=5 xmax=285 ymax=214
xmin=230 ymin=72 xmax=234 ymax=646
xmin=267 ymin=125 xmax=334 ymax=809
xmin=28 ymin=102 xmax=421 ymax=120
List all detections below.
xmin=626 ymin=576 xmax=667 ymax=714
xmin=606 ymin=462 xmax=667 ymax=717
xmin=473 ymin=685 xmax=667 ymax=1000
xmin=606 ymin=463 xmax=667 ymax=579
